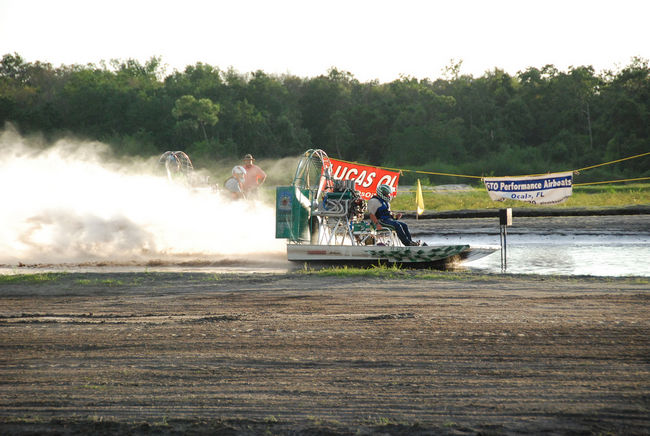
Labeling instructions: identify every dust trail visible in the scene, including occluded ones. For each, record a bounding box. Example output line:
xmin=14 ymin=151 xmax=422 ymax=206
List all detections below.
xmin=0 ymin=127 xmax=286 ymax=266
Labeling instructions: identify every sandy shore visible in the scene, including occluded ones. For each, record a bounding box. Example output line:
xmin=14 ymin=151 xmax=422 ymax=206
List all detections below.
xmin=1 ymin=272 xmax=648 ymax=435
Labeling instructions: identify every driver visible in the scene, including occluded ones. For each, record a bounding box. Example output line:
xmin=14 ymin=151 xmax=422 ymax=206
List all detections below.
xmin=367 ymin=184 xmax=425 ymax=246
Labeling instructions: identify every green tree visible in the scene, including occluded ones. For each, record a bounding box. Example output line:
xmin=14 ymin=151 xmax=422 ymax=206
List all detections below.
xmin=299 ymin=68 xmax=355 ymax=149
xmin=2 ymin=52 xmax=648 ymax=180
xmin=171 ymin=95 xmax=220 ymax=141
xmin=230 ymin=98 xmax=271 ymax=157
xmin=594 ymin=57 xmax=650 ymax=175
xmin=325 ymin=110 xmax=353 ymax=158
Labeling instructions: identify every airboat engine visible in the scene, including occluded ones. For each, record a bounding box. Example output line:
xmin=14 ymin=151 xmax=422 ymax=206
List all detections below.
xmin=320 ymin=178 xmax=366 ymax=222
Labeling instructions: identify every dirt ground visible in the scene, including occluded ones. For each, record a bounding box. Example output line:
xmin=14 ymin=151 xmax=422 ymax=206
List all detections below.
xmin=0 ymin=272 xmax=648 ymax=435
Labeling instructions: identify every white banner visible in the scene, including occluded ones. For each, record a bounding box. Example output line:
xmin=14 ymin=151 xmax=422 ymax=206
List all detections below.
xmin=483 ymin=171 xmax=573 ymax=205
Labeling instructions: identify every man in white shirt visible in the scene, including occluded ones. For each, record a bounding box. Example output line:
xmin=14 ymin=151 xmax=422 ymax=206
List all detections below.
xmin=224 ymin=166 xmax=246 ymax=199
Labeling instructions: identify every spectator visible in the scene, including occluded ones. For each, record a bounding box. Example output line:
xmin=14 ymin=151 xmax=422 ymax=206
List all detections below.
xmin=241 ymin=153 xmax=266 ymax=196
xmin=224 ymin=165 xmax=247 ymax=200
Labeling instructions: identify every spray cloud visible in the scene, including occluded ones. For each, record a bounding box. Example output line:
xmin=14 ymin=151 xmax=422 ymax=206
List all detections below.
xmin=0 ymin=127 xmax=286 ymax=266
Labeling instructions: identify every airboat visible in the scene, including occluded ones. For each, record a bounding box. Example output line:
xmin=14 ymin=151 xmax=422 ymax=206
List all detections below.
xmin=158 ymin=151 xmax=212 ymax=191
xmin=275 ymin=149 xmax=498 ymax=268
xmin=159 ymin=151 xmax=194 ymax=182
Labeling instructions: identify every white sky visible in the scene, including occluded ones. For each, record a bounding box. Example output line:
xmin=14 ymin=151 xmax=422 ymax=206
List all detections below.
xmin=1 ymin=0 xmax=648 ymax=82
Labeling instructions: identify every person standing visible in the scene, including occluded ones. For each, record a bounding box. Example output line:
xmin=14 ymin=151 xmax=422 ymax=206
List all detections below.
xmin=241 ymin=153 xmax=267 ymax=196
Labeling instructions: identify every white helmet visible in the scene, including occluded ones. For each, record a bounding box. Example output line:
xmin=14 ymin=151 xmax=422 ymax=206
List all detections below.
xmin=232 ymin=165 xmax=247 ymax=181
xmin=376 ymin=184 xmax=393 ymax=202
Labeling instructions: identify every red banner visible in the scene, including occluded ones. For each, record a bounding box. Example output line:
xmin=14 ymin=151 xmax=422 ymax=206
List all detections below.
xmin=329 ymin=159 xmax=400 ymax=200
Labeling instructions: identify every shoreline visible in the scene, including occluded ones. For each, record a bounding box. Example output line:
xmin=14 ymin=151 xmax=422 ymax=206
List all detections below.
xmin=1 ymin=269 xmax=649 ymax=282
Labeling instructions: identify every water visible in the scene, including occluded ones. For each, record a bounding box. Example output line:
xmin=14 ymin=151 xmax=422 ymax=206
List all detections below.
xmin=412 ymin=215 xmax=650 ymax=277
xmin=3 ymin=215 xmax=648 ymax=278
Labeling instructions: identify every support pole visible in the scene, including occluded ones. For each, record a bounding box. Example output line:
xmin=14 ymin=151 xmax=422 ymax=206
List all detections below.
xmin=499 ymin=208 xmax=512 ymax=273
xmin=500 ymin=224 xmax=507 ymax=272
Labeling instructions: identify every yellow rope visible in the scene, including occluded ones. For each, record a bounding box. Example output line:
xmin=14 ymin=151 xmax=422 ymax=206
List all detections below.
xmin=393 ymin=168 xmax=483 ymax=179
xmin=334 ymin=158 xmax=483 ymax=179
xmin=575 ymin=151 xmax=650 ymax=172
xmin=574 ymin=176 xmax=650 ymax=186
xmin=333 ymin=151 xmax=649 ymax=183
xmin=397 ymin=177 xmax=650 ymax=191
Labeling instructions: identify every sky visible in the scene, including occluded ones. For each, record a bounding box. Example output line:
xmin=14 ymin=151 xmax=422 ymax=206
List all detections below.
xmin=1 ymin=0 xmax=649 ymax=83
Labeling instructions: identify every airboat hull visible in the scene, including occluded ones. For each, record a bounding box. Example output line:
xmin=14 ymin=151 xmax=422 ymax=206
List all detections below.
xmin=287 ymin=244 xmax=498 ymax=269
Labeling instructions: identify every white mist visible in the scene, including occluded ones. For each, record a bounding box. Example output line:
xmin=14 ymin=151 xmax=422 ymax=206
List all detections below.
xmin=0 ymin=128 xmax=286 ymax=266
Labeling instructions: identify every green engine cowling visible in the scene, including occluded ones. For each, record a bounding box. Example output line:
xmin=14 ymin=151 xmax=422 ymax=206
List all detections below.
xmin=275 ymin=186 xmax=312 ymax=242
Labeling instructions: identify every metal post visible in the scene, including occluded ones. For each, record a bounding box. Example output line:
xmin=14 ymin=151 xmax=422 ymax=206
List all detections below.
xmin=499 ymin=208 xmax=512 ymax=273
xmin=500 ymin=224 xmax=507 ymax=272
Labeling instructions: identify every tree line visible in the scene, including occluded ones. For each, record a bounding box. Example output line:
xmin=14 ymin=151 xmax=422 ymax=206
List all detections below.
xmin=1 ymin=53 xmax=648 ymax=183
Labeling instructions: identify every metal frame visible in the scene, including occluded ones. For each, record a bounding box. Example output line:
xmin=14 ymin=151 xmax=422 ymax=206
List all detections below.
xmin=289 ymin=148 xmax=402 ymax=247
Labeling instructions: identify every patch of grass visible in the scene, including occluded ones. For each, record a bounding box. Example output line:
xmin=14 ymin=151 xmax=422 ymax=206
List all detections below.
xmin=418 ymin=271 xmax=469 ymax=280
xmin=601 ymin=276 xmax=649 ymax=285
xmin=0 ymin=272 xmax=63 ymax=284
xmin=298 ymin=264 xmax=405 ymax=278
xmin=81 ymin=384 xmax=108 ymax=391
xmin=364 ymin=416 xmax=399 ymax=426
xmin=200 ymin=274 xmax=222 ymax=282
xmin=296 ymin=264 xmax=491 ymax=281
xmin=74 ymin=278 xmax=125 ymax=287
xmin=0 ymin=416 xmax=48 ymax=424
